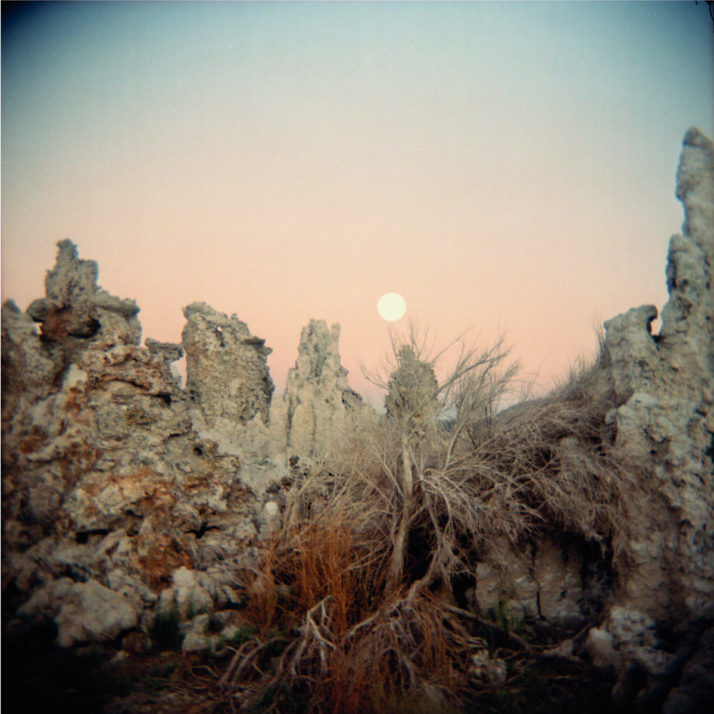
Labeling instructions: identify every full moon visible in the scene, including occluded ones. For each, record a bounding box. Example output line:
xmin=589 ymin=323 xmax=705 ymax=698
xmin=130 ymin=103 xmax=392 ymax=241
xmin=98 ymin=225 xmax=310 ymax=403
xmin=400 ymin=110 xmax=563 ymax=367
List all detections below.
xmin=377 ymin=293 xmax=407 ymax=322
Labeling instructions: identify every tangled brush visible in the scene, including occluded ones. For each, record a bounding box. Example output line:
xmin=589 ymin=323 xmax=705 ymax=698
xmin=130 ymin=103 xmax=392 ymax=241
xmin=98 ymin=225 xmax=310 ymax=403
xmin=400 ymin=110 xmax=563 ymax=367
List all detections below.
xmin=219 ymin=329 xmax=645 ymax=712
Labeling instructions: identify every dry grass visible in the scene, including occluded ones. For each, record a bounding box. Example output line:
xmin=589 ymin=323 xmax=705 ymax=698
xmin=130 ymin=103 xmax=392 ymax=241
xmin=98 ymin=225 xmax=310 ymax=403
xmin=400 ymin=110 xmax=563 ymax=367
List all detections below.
xmin=220 ymin=518 xmax=476 ymax=713
xmin=474 ymin=342 xmax=641 ymax=556
xmin=220 ymin=333 xmax=645 ymax=712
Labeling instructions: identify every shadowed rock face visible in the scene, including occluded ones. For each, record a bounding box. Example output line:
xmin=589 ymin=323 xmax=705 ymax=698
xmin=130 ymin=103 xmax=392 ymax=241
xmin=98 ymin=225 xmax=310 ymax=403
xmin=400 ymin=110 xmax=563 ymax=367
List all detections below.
xmin=589 ymin=128 xmax=714 ymax=710
xmin=456 ymin=128 xmax=714 ymax=711
xmin=1 ymin=130 xmax=713 ymax=711
xmin=602 ymin=127 xmax=714 ymax=619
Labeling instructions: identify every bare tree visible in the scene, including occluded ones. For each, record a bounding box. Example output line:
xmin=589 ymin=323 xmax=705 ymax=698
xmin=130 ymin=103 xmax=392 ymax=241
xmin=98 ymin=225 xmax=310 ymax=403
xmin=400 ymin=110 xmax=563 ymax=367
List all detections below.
xmin=368 ymin=325 xmax=519 ymax=592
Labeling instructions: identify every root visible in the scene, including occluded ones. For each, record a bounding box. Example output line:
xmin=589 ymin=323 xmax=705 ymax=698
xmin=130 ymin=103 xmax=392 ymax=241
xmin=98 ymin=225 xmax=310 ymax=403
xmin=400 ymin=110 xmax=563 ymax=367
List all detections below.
xmin=217 ymin=333 xmax=641 ymax=712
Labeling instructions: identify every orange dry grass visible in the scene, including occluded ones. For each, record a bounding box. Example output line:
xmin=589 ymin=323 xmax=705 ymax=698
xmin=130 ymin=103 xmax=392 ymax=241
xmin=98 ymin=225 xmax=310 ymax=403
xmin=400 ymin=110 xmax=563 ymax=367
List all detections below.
xmin=243 ymin=519 xmax=381 ymax=635
xmin=291 ymin=521 xmax=358 ymax=635
xmin=241 ymin=543 xmax=279 ymax=635
xmin=223 ymin=519 xmax=471 ymax=714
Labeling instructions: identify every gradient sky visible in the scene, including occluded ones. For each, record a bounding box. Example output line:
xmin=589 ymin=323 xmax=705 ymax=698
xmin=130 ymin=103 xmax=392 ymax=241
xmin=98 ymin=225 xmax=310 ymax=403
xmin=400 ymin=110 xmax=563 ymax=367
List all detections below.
xmin=3 ymin=1 xmax=713 ymax=405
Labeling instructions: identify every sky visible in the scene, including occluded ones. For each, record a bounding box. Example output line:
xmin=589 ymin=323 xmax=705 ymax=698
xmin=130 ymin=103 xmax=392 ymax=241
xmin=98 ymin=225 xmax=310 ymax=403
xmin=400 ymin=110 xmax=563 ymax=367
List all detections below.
xmin=2 ymin=1 xmax=713 ymax=406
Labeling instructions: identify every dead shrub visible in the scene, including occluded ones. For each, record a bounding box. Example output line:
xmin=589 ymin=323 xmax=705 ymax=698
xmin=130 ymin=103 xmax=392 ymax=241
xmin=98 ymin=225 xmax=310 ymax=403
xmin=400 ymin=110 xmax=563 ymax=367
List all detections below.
xmin=221 ymin=516 xmax=480 ymax=713
xmin=221 ymin=330 xmax=646 ymax=712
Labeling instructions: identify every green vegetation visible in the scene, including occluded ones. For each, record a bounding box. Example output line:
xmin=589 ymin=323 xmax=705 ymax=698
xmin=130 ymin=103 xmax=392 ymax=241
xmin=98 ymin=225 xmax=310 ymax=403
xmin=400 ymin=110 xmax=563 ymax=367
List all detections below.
xmin=150 ymin=600 xmax=182 ymax=651
xmin=223 ymin=623 xmax=257 ymax=648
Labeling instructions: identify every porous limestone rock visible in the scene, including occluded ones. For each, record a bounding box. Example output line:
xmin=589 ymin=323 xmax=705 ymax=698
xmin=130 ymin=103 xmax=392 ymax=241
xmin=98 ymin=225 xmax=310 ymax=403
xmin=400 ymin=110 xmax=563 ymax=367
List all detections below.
xmin=1 ymin=301 xmax=63 ymax=415
xmin=1 ymin=249 xmax=372 ymax=649
xmin=182 ymin=302 xmax=274 ymax=428
xmin=474 ymin=536 xmax=609 ymax=628
xmin=599 ymin=127 xmax=714 ymax=632
xmin=17 ymin=577 xmax=76 ymax=622
xmin=385 ymin=345 xmax=440 ymax=429
xmin=18 ymin=576 xmax=139 ymax=647
xmin=470 ymin=650 xmax=507 ymax=687
xmin=532 ymin=539 xmax=586 ymax=625
xmin=54 ymin=578 xmax=138 ymax=647
xmin=181 ymin=609 xmax=250 ymax=653
xmin=555 ymin=128 xmax=714 ymax=710
xmin=473 ymin=556 xmax=539 ymax=622
xmin=606 ymin=605 xmax=674 ymax=676
xmin=157 ymin=566 xmax=215 ymax=618
xmin=27 ymin=238 xmax=141 ymax=345
xmin=180 ymin=302 xmax=280 ymax=496
xmin=583 ymin=128 xmax=714 ymax=708
xmin=181 ymin=613 xmax=218 ymax=653
xmin=261 ymin=500 xmax=281 ymax=536
xmin=271 ymin=319 xmax=373 ymax=461
xmin=1 ymin=241 xmax=265 ymax=646
xmin=586 ymin=626 xmax=619 ymax=669
xmin=468 ymin=128 xmax=714 ymax=710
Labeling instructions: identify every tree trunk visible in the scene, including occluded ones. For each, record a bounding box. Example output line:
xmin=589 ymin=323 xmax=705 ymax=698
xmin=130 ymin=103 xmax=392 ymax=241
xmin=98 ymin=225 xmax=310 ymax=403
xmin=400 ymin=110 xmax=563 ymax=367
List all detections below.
xmin=386 ymin=439 xmax=415 ymax=591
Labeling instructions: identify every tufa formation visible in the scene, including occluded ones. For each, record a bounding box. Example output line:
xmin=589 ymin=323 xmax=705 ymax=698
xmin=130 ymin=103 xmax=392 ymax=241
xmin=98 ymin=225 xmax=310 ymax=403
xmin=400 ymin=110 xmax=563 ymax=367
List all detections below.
xmin=1 ymin=128 xmax=713 ymax=711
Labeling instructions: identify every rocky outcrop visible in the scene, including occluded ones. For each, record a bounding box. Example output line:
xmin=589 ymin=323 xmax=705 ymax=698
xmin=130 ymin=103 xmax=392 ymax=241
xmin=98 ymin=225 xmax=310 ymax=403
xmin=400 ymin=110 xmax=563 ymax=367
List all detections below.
xmin=1 ymin=130 xmax=712 ymax=711
xmin=180 ymin=301 xmax=281 ymax=495
xmin=1 ymin=243 xmax=274 ymax=649
xmin=182 ymin=302 xmax=274 ymax=428
xmin=26 ymin=239 xmax=141 ymax=342
xmin=467 ymin=128 xmax=714 ymax=711
xmin=594 ymin=126 xmax=714 ymax=709
xmin=473 ymin=536 xmax=612 ymax=629
xmin=385 ymin=345 xmax=439 ymax=427
xmin=18 ymin=576 xmax=139 ymax=647
xmin=1 ymin=237 xmax=372 ymax=651
xmin=271 ymin=319 xmax=373 ymax=461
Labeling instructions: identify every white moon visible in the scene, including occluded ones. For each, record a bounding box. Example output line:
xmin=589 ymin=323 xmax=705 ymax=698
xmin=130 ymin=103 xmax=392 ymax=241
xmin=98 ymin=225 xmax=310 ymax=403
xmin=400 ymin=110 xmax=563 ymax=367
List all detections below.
xmin=377 ymin=293 xmax=407 ymax=321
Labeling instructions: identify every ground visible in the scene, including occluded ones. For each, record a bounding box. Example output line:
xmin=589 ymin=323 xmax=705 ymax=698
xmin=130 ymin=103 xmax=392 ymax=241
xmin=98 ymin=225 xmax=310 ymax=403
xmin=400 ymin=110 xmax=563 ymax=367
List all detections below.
xmin=2 ymin=618 xmax=617 ymax=714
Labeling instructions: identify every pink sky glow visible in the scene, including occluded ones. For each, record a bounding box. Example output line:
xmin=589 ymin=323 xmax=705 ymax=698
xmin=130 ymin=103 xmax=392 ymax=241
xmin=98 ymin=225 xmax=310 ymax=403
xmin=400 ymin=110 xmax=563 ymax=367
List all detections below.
xmin=2 ymin=2 xmax=713 ymax=405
